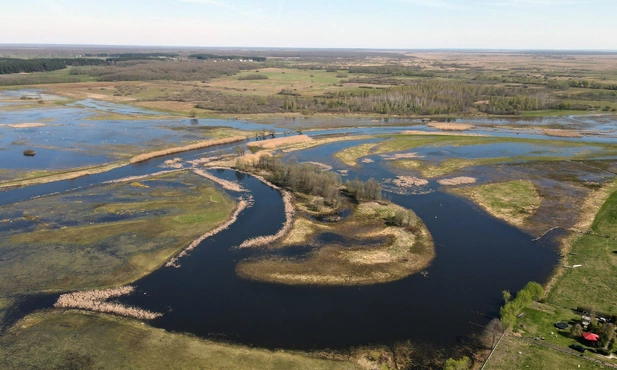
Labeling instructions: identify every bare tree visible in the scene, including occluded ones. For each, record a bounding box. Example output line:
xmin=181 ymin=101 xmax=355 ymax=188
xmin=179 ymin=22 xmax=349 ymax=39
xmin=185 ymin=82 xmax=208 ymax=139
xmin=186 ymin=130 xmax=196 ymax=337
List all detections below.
xmin=481 ymin=319 xmax=504 ymax=349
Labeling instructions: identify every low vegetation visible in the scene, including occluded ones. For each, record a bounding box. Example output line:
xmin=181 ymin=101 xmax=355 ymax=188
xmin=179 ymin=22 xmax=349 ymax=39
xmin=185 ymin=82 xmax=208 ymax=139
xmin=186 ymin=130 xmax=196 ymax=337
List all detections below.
xmin=451 ymin=180 xmax=541 ymax=228
xmin=0 ymin=311 xmax=360 ymax=370
xmin=0 ymin=171 xmax=235 ymax=297
xmin=237 ymin=201 xmax=434 ymax=286
xmin=130 ymin=136 xmax=247 ymax=163
xmin=499 ymin=282 xmax=545 ymax=329
xmin=486 ymin=182 xmax=617 ymax=368
xmin=549 ymin=184 xmax=617 ymax=314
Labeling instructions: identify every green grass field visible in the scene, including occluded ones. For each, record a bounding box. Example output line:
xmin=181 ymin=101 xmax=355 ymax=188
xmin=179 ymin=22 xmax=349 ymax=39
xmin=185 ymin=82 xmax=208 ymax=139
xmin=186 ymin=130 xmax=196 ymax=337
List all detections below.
xmin=549 ymin=189 xmax=617 ymax=314
xmin=0 ymin=311 xmax=361 ymax=370
xmin=486 ymin=182 xmax=617 ymax=369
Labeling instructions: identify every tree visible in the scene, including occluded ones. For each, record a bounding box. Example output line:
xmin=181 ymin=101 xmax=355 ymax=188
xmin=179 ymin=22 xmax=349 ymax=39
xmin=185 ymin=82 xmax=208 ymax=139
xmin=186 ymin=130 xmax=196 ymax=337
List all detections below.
xmin=502 ymin=290 xmax=511 ymax=303
xmin=234 ymin=145 xmax=245 ymax=157
xmin=599 ymin=323 xmax=616 ymax=349
xmin=481 ymin=319 xmax=504 ymax=349
xmin=443 ymin=356 xmax=471 ymax=370
xmin=570 ymin=323 xmax=583 ymax=339
xmin=523 ymin=282 xmax=544 ymax=300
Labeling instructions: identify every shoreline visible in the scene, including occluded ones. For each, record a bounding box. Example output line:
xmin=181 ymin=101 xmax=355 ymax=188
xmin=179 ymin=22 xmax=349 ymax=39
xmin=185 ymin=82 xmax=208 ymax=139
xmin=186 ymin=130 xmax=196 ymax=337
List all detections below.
xmin=206 ymin=166 xmax=297 ymax=249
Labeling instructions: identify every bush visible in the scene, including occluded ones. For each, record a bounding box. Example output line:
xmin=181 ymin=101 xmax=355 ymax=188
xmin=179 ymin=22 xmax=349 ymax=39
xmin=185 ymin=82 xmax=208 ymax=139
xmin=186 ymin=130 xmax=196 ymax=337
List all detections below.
xmin=443 ymin=356 xmax=471 ymax=370
xmin=238 ymin=74 xmax=269 ymax=81
xmin=500 ymin=281 xmax=544 ymax=328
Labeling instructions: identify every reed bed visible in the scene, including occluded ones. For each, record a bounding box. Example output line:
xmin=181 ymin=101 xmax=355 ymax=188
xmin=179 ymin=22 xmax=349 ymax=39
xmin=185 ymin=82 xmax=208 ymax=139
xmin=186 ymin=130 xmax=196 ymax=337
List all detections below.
xmin=102 ymin=170 xmax=182 ymax=185
xmin=185 ymin=156 xmax=218 ymax=167
xmin=400 ymin=130 xmax=482 ymax=137
xmin=437 ymin=176 xmax=477 ymax=186
xmin=193 ymin=169 xmax=246 ymax=192
xmin=427 ymin=122 xmax=474 ymax=131
xmin=381 ymin=176 xmax=431 ymax=195
xmin=246 ymin=135 xmax=312 ymax=149
xmin=205 ymin=167 xmax=296 ymax=248
xmin=165 ymin=196 xmax=252 ymax=268
xmin=54 ymin=286 xmax=162 ymax=320
xmin=239 ymin=189 xmax=295 ymax=249
xmin=543 ymin=129 xmax=584 ymax=138
xmin=7 ymin=122 xmax=47 ymax=128
xmin=392 ymin=176 xmax=429 ymax=187
xmin=130 ymin=136 xmax=246 ymax=164
xmin=162 ymin=158 xmax=184 ymax=169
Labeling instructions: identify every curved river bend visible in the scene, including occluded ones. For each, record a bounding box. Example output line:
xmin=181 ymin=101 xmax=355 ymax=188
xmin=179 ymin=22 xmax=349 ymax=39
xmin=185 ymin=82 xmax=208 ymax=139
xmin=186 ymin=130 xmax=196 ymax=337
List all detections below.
xmin=2 ymin=144 xmax=559 ymax=350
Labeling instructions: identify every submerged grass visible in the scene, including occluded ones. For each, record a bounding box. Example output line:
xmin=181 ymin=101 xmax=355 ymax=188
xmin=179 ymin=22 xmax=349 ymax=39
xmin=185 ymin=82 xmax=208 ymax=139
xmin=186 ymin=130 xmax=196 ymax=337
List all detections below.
xmin=0 ymin=311 xmax=361 ymax=370
xmin=0 ymin=171 xmax=236 ymax=297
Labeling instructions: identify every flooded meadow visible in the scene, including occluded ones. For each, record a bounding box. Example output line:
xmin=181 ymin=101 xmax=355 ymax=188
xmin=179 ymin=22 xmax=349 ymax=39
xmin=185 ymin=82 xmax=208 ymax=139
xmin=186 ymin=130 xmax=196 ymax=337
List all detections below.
xmin=2 ymin=90 xmax=617 ymax=355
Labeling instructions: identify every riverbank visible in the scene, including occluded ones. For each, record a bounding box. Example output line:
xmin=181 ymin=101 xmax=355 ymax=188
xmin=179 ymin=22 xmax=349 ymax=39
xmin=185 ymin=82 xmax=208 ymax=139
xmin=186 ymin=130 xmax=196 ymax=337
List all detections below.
xmin=484 ymin=180 xmax=617 ymax=369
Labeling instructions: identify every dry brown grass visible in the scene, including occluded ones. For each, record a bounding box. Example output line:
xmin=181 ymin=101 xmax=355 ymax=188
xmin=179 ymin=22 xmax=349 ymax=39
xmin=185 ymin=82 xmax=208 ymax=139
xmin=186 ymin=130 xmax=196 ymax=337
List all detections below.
xmin=281 ymin=135 xmax=374 ymax=153
xmin=391 ymin=176 xmax=429 ymax=187
xmin=102 ymin=170 xmax=182 ymax=185
xmin=239 ymin=189 xmax=295 ymax=248
xmin=130 ymin=136 xmax=247 ymax=164
xmin=427 ymin=122 xmax=474 ymax=131
xmin=247 ymin=135 xmax=312 ymax=149
xmin=437 ymin=176 xmax=477 ymax=186
xmin=400 ymin=130 xmax=482 ymax=137
xmin=4 ymin=123 xmax=47 ymax=128
xmin=0 ymin=161 xmax=129 ymax=189
xmin=54 ymin=286 xmax=162 ymax=320
xmin=543 ymin=129 xmax=584 ymax=138
xmin=237 ymin=201 xmax=435 ymax=286
xmin=193 ymin=169 xmax=246 ymax=192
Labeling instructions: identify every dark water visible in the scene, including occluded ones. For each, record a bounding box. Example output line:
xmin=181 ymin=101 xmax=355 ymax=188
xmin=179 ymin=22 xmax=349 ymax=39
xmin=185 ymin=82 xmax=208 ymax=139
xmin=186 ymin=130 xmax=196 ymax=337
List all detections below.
xmin=1 ymin=139 xmax=559 ymax=351
xmin=115 ymin=169 xmax=558 ymax=350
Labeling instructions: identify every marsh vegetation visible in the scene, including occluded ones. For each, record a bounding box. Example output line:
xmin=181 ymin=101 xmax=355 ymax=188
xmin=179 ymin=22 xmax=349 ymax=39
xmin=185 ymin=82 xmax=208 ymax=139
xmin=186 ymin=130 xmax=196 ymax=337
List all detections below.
xmin=0 ymin=171 xmax=235 ymax=298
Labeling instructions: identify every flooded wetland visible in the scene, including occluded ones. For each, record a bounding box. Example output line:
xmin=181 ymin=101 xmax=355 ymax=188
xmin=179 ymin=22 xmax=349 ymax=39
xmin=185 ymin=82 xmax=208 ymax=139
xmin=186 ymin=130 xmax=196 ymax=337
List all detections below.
xmin=2 ymin=84 xmax=617 ymax=369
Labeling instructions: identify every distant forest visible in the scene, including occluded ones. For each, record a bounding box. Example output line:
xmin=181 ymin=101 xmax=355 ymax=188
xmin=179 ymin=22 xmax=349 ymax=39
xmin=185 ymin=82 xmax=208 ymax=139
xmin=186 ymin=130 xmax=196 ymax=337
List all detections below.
xmin=188 ymin=54 xmax=267 ymax=62
xmin=0 ymin=58 xmax=107 ymax=74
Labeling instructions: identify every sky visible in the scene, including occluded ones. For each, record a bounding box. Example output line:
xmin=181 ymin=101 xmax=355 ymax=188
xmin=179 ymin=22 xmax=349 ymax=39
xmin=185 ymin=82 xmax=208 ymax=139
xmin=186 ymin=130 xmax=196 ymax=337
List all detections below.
xmin=1 ymin=0 xmax=616 ymax=50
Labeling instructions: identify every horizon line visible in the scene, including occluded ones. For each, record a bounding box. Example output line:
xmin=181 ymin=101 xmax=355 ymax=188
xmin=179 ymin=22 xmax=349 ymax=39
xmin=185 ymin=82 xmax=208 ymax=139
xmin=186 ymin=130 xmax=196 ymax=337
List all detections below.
xmin=1 ymin=43 xmax=617 ymax=53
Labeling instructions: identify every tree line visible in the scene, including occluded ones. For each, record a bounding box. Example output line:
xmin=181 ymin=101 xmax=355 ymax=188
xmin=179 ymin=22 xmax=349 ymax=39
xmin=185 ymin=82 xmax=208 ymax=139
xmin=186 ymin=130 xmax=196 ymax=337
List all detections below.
xmin=0 ymin=58 xmax=107 ymax=75
xmin=189 ymin=54 xmax=266 ymax=62
xmin=249 ymin=157 xmax=382 ymax=206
